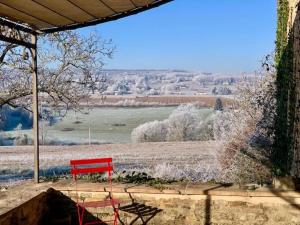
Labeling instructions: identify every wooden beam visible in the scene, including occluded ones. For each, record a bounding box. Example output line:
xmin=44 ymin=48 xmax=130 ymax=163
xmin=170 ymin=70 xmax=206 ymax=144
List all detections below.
xmin=31 ymin=34 xmax=39 ymax=183
xmin=0 ymin=18 xmax=37 ymax=35
xmin=0 ymin=34 xmax=35 ymax=49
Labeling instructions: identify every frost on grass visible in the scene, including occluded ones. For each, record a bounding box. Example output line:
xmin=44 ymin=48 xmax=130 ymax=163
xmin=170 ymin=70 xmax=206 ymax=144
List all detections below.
xmin=0 ymin=142 xmax=219 ymax=184
xmin=149 ymin=161 xmax=220 ymax=182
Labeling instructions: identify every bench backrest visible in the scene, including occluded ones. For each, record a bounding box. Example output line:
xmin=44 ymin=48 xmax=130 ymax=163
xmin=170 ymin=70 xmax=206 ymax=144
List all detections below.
xmin=70 ymin=158 xmax=113 ymax=178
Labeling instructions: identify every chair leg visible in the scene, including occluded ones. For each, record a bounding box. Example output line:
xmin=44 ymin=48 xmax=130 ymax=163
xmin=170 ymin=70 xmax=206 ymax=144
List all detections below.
xmin=114 ymin=208 xmax=119 ymax=225
xmin=77 ymin=204 xmax=85 ymax=225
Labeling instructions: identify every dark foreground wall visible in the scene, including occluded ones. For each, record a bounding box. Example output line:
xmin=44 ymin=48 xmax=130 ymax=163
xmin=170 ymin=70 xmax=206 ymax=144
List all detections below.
xmin=0 ymin=189 xmax=88 ymax=225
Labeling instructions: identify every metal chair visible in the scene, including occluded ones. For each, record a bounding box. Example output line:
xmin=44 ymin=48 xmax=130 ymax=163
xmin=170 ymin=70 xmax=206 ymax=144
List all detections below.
xmin=70 ymin=158 xmax=120 ymax=225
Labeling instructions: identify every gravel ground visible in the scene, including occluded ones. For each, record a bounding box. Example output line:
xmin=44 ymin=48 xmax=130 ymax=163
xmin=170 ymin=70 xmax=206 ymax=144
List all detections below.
xmin=0 ymin=141 xmax=220 ymax=184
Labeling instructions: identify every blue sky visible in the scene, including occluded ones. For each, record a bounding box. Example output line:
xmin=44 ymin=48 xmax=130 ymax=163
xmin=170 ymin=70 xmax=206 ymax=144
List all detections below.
xmin=79 ymin=0 xmax=277 ymax=73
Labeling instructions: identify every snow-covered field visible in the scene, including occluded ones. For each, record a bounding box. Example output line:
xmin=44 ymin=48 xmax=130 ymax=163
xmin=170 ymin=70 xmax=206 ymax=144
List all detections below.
xmin=47 ymin=106 xmax=177 ymax=144
xmin=3 ymin=106 xmax=214 ymax=145
xmin=0 ymin=141 xmax=220 ymax=185
xmin=2 ymin=107 xmax=176 ymax=144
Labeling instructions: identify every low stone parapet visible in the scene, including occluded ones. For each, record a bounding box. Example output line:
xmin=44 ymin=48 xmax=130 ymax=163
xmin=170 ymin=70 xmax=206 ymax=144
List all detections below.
xmin=1 ymin=181 xmax=300 ymax=225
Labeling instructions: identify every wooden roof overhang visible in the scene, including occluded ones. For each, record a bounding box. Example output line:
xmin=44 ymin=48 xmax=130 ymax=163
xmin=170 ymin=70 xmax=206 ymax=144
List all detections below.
xmin=0 ymin=0 xmax=172 ymax=33
xmin=0 ymin=0 xmax=172 ymax=48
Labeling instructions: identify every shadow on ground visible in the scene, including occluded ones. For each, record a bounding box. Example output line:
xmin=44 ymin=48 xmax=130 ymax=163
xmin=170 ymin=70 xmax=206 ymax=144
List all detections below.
xmin=118 ymin=192 xmax=162 ymax=225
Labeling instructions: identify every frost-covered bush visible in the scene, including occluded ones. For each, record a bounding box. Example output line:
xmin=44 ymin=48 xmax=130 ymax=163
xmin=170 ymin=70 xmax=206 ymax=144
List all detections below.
xmin=131 ymin=104 xmax=214 ymax=142
xmin=13 ymin=134 xmax=33 ymax=146
xmin=213 ymin=111 xmax=236 ymax=141
xmin=220 ymin=147 xmax=273 ymax=184
xmin=150 ymin=163 xmax=186 ymax=180
xmin=196 ymin=113 xmax=216 ymax=141
xmin=131 ymin=120 xmax=168 ymax=143
xmin=215 ymin=57 xmax=276 ymax=184
xmin=107 ymin=80 xmax=131 ymax=95
xmin=148 ymin=89 xmax=160 ymax=95
xmin=167 ymin=104 xmax=200 ymax=141
xmin=148 ymin=160 xmax=220 ymax=182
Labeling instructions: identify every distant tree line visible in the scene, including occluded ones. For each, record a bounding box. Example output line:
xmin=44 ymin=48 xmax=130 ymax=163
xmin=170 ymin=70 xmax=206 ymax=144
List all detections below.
xmin=212 ymin=87 xmax=232 ymax=95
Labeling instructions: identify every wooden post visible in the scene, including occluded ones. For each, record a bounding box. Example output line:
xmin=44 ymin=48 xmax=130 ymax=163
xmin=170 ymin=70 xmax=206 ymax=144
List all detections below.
xmin=31 ymin=34 xmax=39 ymax=183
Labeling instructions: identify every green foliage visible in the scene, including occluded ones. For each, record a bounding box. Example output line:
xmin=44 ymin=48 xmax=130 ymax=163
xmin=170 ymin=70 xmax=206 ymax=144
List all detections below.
xmin=79 ymin=170 xmax=175 ymax=190
xmin=113 ymin=170 xmax=175 ymax=189
xmin=274 ymin=0 xmax=295 ymax=175
xmin=40 ymin=170 xmax=69 ymax=182
xmin=276 ymin=0 xmax=290 ymax=64
xmin=114 ymin=171 xmax=154 ymax=183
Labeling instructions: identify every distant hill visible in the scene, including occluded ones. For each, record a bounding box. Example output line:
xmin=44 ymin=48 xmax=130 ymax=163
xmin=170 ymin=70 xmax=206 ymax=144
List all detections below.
xmin=97 ymin=69 xmax=256 ymax=96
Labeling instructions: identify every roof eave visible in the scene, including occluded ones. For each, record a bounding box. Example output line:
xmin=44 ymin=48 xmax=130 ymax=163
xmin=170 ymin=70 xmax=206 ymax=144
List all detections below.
xmin=0 ymin=0 xmax=173 ymax=35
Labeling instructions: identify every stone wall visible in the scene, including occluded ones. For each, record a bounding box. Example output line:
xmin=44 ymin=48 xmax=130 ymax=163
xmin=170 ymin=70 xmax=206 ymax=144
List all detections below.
xmin=63 ymin=189 xmax=300 ymax=225
xmin=1 ymin=182 xmax=300 ymax=225
xmin=115 ymin=194 xmax=300 ymax=225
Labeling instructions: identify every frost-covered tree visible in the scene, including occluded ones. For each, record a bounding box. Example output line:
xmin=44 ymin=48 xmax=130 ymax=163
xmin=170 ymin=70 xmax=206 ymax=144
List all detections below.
xmin=212 ymin=87 xmax=218 ymax=95
xmin=0 ymin=31 xmax=114 ymax=114
xmin=214 ymin=98 xmax=223 ymax=111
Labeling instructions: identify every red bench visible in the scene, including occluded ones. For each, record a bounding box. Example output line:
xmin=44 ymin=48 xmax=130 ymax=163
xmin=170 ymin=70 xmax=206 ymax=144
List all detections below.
xmin=70 ymin=158 xmax=120 ymax=225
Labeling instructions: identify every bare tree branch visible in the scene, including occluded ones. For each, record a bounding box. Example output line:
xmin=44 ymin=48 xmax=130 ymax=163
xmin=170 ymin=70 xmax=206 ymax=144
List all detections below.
xmin=0 ymin=30 xmax=114 ymax=115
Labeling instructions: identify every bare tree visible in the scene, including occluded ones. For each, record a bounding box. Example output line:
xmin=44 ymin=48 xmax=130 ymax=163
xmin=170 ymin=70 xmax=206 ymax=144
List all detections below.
xmin=0 ymin=30 xmax=114 ymax=115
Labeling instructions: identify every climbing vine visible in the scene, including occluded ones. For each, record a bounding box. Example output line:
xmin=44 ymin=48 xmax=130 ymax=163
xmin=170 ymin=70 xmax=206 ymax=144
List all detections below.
xmin=276 ymin=0 xmax=290 ymax=63
xmin=273 ymin=0 xmax=295 ymax=175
